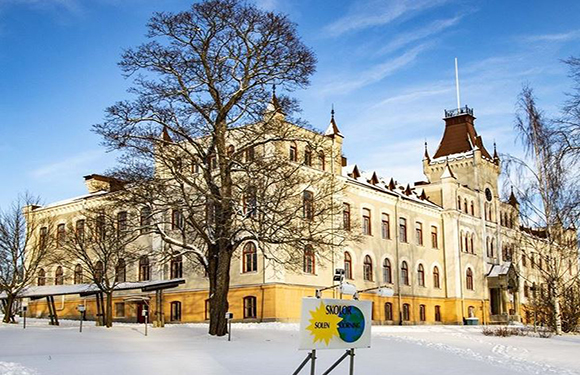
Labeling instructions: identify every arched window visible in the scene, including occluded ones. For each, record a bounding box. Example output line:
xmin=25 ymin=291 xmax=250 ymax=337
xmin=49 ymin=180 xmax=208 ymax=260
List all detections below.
xmin=55 ymin=266 xmax=64 ymax=285
xmin=304 ymin=146 xmax=312 ymax=166
xmin=344 ymin=252 xmax=352 ymax=280
xmin=343 ymin=203 xmax=351 ymax=231
xmin=170 ymin=301 xmax=182 ymax=322
xmin=465 ymin=233 xmax=469 ymax=253
xmin=39 ymin=227 xmax=48 ymax=250
xmin=116 ymin=211 xmax=127 ymax=236
xmin=384 ymin=302 xmax=393 ymax=321
xmin=401 ymin=261 xmax=409 ymax=285
xmin=402 ymin=303 xmax=411 ymax=321
xmin=383 ymin=258 xmax=392 ymax=284
xmin=466 ymin=268 xmax=474 ymax=290
xmin=303 ymin=191 xmax=314 ymax=220
xmin=419 ymin=304 xmax=426 ymax=321
xmin=74 ymin=264 xmax=83 ymax=284
xmin=524 ymin=282 xmax=529 ymax=298
xmin=433 ymin=266 xmax=440 ymax=288
xmin=417 ymin=264 xmax=425 ymax=287
xmin=242 ymin=243 xmax=257 ymax=273
xmin=460 ymin=231 xmax=465 ymax=252
xmin=468 ymin=306 xmax=475 ymax=318
xmin=362 ymin=208 xmax=372 ymax=235
xmin=318 ymin=152 xmax=325 ymax=171
xmin=363 ymin=255 xmax=373 ymax=281
xmin=139 ymin=256 xmax=150 ymax=281
xmin=115 ymin=259 xmax=126 ymax=282
xmin=171 ymin=253 xmax=183 ymax=278
xmin=463 ymin=199 xmax=468 ymax=214
xmin=470 ymin=201 xmax=474 ymax=216
xmin=243 ymin=296 xmax=257 ymax=319
xmin=303 ymin=246 xmax=315 ymax=274
xmin=470 ymin=234 xmax=474 ymax=254
xmin=37 ymin=268 xmax=46 ymax=286
xmin=243 ymin=186 xmax=257 ymax=218
xmin=434 ymin=305 xmax=441 ymax=322
xmin=56 ymin=224 xmax=66 ymax=247
xmin=95 ymin=261 xmax=104 ymax=282
xmin=490 ymin=239 xmax=495 ymax=258
xmin=486 ymin=238 xmax=491 ymax=257
xmin=457 ymin=196 xmax=461 ymax=210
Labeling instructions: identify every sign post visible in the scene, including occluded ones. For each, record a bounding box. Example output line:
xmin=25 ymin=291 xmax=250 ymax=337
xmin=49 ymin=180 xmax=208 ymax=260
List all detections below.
xmin=21 ymin=299 xmax=28 ymax=330
xmin=294 ymin=297 xmax=372 ymax=375
xmin=143 ymin=308 xmax=148 ymax=336
xmin=225 ymin=312 xmax=233 ymax=341
xmin=77 ymin=304 xmax=86 ymax=333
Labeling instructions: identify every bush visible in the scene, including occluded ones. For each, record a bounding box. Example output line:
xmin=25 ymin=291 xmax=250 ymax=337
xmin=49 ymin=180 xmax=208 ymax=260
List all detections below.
xmin=481 ymin=326 xmax=552 ymax=338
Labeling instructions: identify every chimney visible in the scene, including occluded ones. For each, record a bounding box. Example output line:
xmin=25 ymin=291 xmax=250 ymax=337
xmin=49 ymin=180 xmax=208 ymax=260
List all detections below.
xmin=84 ymin=174 xmax=124 ymax=194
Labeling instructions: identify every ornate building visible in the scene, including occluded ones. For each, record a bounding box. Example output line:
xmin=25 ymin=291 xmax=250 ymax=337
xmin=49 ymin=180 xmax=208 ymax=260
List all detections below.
xmin=23 ymin=104 xmax=578 ymax=325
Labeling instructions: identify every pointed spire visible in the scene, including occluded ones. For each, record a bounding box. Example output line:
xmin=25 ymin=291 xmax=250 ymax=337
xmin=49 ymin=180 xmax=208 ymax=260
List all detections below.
xmin=441 ymin=158 xmax=456 ymax=179
xmin=493 ymin=141 xmax=499 ymax=162
xmin=388 ymin=178 xmax=396 ymax=190
xmin=160 ymin=126 xmax=172 ymax=142
xmin=324 ymin=105 xmax=343 ymax=138
xmin=423 ymin=141 xmax=430 ymax=162
xmin=404 ymin=184 xmax=413 ymax=196
xmin=265 ymin=84 xmax=285 ymax=120
xmin=508 ymin=186 xmax=519 ymax=207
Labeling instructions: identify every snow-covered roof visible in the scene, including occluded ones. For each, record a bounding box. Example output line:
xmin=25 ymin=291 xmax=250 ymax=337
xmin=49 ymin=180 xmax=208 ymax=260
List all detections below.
xmin=487 ymin=262 xmax=513 ymax=278
xmin=342 ymin=164 xmax=440 ymax=209
xmin=42 ymin=191 xmax=109 ymax=210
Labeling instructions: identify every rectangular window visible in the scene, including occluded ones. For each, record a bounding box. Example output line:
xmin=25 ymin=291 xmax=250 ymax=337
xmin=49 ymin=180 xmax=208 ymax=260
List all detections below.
xmin=117 ymin=211 xmax=127 ymax=236
xmin=343 ymin=203 xmax=351 ymax=231
xmin=399 ymin=217 xmax=407 ymax=243
xmin=75 ymin=220 xmax=85 ymax=243
xmin=415 ymin=222 xmax=423 ymax=246
xmin=419 ymin=304 xmax=426 ymax=321
xmin=172 ymin=209 xmax=184 ymax=230
xmin=170 ymin=301 xmax=182 ymax=322
xmin=403 ymin=303 xmax=411 ymax=321
xmin=362 ymin=208 xmax=372 ymax=235
xmin=39 ymin=227 xmax=48 ymax=250
xmin=431 ymin=226 xmax=438 ymax=249
xmin=115 ymin=302 xmax=125 ymax=318
xmin=289 ymin=144 xmax=297 ymax=162
xmin=381 ymin=213 xmax=390 ymax=239
xmin=303 ymin=191 xmax=314 ymax=220
xmin=434 ymin=305 xmax=441 ymax=322
xmin=243 ymin=296 xmax=257 ymax=319
xmin=304 ymin=148 xmax=312 ymax=166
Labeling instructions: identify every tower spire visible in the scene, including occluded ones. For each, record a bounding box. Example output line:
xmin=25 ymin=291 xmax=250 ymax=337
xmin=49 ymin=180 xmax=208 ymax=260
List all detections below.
xmin=423 ymin=141 xmax=430 ymax=161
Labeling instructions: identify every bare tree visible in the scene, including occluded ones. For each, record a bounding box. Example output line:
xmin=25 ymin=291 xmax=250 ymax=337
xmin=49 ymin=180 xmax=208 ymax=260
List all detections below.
xmin=54 ymin=206 xmax=145 ymax=327
xmin=503 ymin=86 xmax=580 ymax=334
xmin=94 ymin=0 xmax=351 ymax=336
xmin=0 ymin=194 xmax=52 ymax=323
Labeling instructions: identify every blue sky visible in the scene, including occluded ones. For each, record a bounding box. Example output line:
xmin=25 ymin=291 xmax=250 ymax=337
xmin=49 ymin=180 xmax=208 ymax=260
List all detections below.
xmin=1 ymin=0 xmax=579 ymax=208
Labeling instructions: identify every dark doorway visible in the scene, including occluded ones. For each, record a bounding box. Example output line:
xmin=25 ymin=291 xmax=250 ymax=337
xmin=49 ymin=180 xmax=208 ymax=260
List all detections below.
xmin=136 ymin=302 xmax=148 ymax=323
xmin=490 ymin=288 xmax=501 ymax=315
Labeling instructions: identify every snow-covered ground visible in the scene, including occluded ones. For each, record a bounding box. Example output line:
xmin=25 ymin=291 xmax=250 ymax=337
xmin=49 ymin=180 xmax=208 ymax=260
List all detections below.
xmin=1 ymin=319 xmax=579 ymax=375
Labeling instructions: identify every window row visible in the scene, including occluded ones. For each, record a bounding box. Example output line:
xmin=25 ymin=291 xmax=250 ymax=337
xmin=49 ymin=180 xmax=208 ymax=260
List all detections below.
xmin=344 ymin=205 xmax=438 ymax=248
xmin=460 ymin=231 xmax=476 ymax=254
xmin=204 ymin=296 xmax=258 ymax=320
xmin=36 ymin=255 xmax=183 ymax=286
xmin=457 ymin=196 xmax=476 ymax=216
xmin=289 ymin=142 xmax=326 ymax=171
xmin=383 ymin=302 xmax=442 ymax=322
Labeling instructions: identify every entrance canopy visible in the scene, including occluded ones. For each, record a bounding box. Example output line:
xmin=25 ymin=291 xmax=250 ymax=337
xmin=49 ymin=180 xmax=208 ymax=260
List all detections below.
xmin=0 ymin=278 xmax=185 ymax=300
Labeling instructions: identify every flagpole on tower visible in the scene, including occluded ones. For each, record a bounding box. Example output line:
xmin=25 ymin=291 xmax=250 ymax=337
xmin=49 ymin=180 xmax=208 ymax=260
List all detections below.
xmin=455 ymin=57 xmax=461 ymax=110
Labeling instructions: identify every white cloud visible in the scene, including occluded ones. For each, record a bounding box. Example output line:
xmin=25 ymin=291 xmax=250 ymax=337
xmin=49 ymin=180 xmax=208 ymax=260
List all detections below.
xmin=323 ymin=0 xmax=451 ymax=37
xmin=31 ymin=150 xmax=107 ymax=179
xmin=320 ymin=43 xmax=433 ymax=95
xmin=377 ymin=14 xmax=463 ymax=55
xmin=523 ymin=30 xmax=580 ymax=43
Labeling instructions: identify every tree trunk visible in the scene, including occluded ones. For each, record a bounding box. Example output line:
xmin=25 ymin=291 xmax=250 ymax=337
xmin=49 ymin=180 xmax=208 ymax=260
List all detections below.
xmin=552 ymin=283 xmax=562 ymax=335
xmin=208 ymin=248 xmax=232 ymax=336
xmin=2 ymin=294 xmax=15 ymax=324
xmin=105 ymin=292 xmax=113 ymax=328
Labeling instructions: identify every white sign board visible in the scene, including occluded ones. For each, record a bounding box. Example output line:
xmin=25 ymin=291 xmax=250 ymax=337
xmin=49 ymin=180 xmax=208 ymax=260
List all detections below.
xmin=299 ymin=298 xmax=372 ymax=350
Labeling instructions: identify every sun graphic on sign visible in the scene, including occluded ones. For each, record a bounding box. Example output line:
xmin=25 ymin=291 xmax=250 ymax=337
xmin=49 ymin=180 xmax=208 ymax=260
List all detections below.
xmin=306 ymin=302 xmax=343 ymax=345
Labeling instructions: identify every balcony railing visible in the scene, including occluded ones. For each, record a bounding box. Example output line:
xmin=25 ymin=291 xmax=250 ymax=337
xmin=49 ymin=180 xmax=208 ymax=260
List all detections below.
xmin=444 ymin=105 xmax=473 ymax=118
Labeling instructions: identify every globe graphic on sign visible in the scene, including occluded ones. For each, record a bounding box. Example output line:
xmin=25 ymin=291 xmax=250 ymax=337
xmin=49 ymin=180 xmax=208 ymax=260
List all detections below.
xmin=337 ymin=306 xmax=365 ymax=343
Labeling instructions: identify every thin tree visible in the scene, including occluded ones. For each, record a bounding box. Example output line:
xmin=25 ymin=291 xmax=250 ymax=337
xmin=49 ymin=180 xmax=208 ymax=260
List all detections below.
xmin=54 ymin=206 xmax=145 ymax=327
xmin=0 ymin=194 xmax=52 ymax=323
xmin=503 ymin=86 xmax=580 ymax=334
xmin=94 ymin=0 xmax=355 ymax=336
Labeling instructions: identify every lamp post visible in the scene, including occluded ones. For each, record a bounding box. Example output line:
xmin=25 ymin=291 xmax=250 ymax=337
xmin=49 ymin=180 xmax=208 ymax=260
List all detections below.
xmin=77 ymin=304 xmax=86 ymax=333
xmin=21 ymin=299 xmax=28 ymax=329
